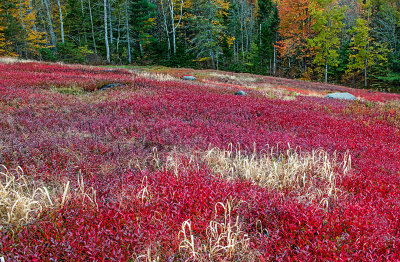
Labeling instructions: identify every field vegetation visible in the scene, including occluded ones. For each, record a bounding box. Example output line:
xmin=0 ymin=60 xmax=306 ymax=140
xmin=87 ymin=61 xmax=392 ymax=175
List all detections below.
xmin=1 ymin=61 xmax=400 ymax=260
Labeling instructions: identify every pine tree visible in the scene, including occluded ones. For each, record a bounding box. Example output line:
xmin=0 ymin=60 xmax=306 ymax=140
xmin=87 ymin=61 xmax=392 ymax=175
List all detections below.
xmin=190 ymin=0 xmax=229 ymax=69
xmin=130 ymin=0 xmax=156 ymax=57
xmin=256 ymin=0 xmax=279 ymax=74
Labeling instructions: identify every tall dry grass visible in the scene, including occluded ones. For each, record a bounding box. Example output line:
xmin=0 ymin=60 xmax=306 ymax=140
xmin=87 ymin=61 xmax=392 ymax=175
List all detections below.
xmin=203 ymin=144 xmax=351 ymax=208
xmin=0 ymin=165 xmax=97 ymax=231
xmin=132 ymin=144 xmax=351 ymax=209
xmin=179 ymin=199 xmax=251 ymax=261
xmin=0 ymin=165 xmax=56 ymax=229
xmin=132 ymin=70 xmax=177 ymax=82
xmin=0 ymin=57 xmax=35 ymax=64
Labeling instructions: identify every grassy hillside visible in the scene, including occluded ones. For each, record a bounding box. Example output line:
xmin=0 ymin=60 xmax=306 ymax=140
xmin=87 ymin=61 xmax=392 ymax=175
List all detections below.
xmin=1 ymin=60 xmax=400 ymax=260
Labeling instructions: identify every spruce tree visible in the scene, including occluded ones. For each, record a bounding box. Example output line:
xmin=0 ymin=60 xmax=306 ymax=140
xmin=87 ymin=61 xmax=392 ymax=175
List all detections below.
xmin=256 ymin=0 xmax=279 ymax=74
xmin=130 ymin=0 xmax=156 ymax=57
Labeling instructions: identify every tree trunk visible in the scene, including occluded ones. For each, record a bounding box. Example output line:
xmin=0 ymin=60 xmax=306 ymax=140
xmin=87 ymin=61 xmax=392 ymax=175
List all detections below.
xmin=43 ymin=0 xmax=57 ymax=47
xmin=108 ymin=0 xmax=113 ymax=44
xmin=18 ymin=0 xmax=27 ymax=58
xmin=364 ymin=58 xmax=368 ymax=88
xmin=139 ymin=41 xmax=143 ymax=57
xmin=104 ymin=0 xmax=110 ymax=63
xmin=170 ymin=5 xmax=176 ymax=55
xmin=80 ymin=0 xmax=87 ymax=44
xmin=124 ymin=0 xmax=131 ymax=63
xmin=325 ymin=58 xmax=328 ymax=83
xmin=273 ymin=32 xmax=277 ymax=75
xmin=273 ymin=43 xmax=276 ymax=75
xmin=88 ymin=0 xmax=97 ymax=54
xmin=116 ymin=12 xmax=121 ymax=58
xmin=160 ymin=0 xmax=171 ymax=58
xmin=56 ymin=0 xmax=65 ymax=44
xmin=168 ymin=0 xmax=184 ymax=55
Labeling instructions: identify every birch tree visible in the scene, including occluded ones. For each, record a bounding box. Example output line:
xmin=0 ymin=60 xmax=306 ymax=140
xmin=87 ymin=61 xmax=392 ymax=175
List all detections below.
xmin=56 ymin=0 xmax=64 ymax=43
xmin=104 ymin=0 xmax=110 ymax=62
xmin=161 ymin=0 xmax=184 ymax=55
xmin=88 ymin=0 xmax=97 ymax=53
xmin=43 ymin=0 xmax=56 ymax=47
xmin=125 ymin=0 xmax=131 ymax=63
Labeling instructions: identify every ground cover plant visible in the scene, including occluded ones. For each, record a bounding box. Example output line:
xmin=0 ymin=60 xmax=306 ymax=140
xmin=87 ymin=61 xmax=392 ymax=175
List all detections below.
xmin=0 ymin=61 xmax=400 ymax=260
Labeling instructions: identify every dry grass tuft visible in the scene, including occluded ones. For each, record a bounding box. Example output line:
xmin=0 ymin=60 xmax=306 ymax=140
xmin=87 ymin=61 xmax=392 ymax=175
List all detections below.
xmin=133 ymin=145 xmax=351 ymax=209
xmin=203 ymin=145 xmax=351 ymax=208
xmin=133 ymin=70 xmax=177 ymax=82
xmin=134 ymin=244 xmax=163 ymax=262
xmin=179 ymin=199 xmax=251 ymax=261
xmin=0 ymin=57 xmax=35 ymax=64
xmin=135 ymin=175 xmax=152 ymax=205
xmin=0 ymin=165 xmax=98 ymax=231
xmin=164 ymin=148 xmax=200 ymax=176
xmin=208 ymin=72 xmax=260 ymax=83
xmin=0 ymin=165 xmax=55 ymax=229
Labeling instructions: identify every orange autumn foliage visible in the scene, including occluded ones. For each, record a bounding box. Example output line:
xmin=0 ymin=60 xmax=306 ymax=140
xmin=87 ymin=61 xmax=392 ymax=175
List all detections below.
xmin=276 ymin=0 xmax=315 ymax=60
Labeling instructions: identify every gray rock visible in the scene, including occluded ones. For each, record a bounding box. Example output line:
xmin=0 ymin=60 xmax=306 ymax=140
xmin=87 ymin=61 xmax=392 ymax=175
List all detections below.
xmin=100 ymin=83 xmax=123 ymax=90
xmin=182 ymin=75 xmax=196 ymax=81
xmin=326 ymin=92 xmax=356 ymax=100
xmin=235 ymin=90 xmax=247 ymax=96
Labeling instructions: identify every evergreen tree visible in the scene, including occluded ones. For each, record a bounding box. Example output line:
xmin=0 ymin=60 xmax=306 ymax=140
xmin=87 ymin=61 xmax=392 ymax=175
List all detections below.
xmin=64 ymin=0 xmax=86 ymax=46
xmin=130 ymin=0 xmax=156 ymax=58
xmin=190 ymin=0 xmax=229 ymax=69
xmin=256 ymin=0 xmax=279 ymax=74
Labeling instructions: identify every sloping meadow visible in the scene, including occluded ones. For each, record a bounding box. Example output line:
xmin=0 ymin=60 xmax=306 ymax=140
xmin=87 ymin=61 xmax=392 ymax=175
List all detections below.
xmin=0 ymin=62 xmax=400 ymax=260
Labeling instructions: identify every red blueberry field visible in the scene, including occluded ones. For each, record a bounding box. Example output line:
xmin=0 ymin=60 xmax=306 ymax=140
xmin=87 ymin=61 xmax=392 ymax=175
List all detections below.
xmin=1 ymin=61 xmax=400 ymax=261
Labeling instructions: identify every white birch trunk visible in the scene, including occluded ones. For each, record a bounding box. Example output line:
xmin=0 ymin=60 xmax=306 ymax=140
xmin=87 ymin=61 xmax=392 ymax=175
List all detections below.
xmin=18 ymin=0 xmax=28 ymax=57
xmin=88 ymin=0 xmax=97 ymax=54
xmin=160 ymin=0 xmax=171 ymax=57
xmin=365 ymin=58 xmax=368 ymax=88
xmin=125 ymin=0 xmax=131 ymax=63
xmin=56 ymin=0 xmax=65 ymax=44
xmin=104 ymin=0 xmax=110 ymax=63
xmin=325 ymin=59 xmax=328 ymax=83
xmin=108 ymin=0 xmax=113 ymax=44
xmin=43 ymin=0 xmax=57 ymax=47
xmin=168 ymin=0 xmax=184 ymax=55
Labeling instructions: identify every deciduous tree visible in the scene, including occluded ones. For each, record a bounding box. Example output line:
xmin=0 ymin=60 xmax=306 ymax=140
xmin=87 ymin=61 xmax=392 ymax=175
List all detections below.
xmin=308 ymin=0 xmax=344 ymax=83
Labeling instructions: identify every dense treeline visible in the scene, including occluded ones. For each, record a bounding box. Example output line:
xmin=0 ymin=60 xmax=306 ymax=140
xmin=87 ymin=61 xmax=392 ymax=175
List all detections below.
xmin=0 ymin=0 xmax=399 ymax=91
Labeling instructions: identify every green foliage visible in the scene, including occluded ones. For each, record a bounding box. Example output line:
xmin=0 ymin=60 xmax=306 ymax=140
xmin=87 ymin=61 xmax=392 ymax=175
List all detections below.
xmin=255 ymin=0 xmax=279 ymax=73
xmin=189 ymin=0 xmax=227 ymax=69
xmin=64 ymin=0 xmax=86 ymax=45
xmin=346 ymin=18 xmax=370 ymax=75
xmin=308 ymin=0 xmax=344 ymax=83
xmin=52 ymin=85 xmax=84 ymax=95
xmin=2 ymin=0 xmax=400 ymax=94
xmin=130 ymin=0 xmax=156 ymax=57
xmin=39 ymin=48 xmax=57 ymax=62
xmin=56 ymin=42 xmax=94 ymax=63
xmin=220 ymin=34 xmax=233 ymax=68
